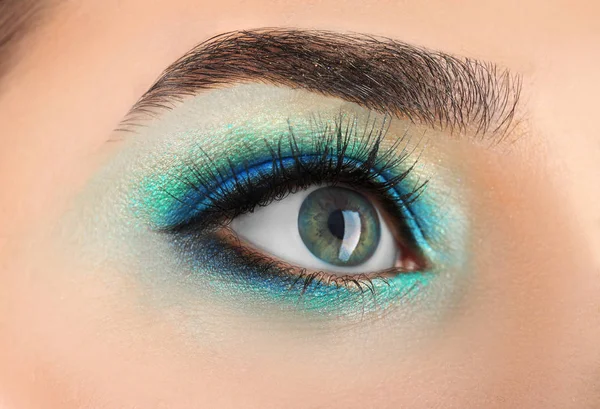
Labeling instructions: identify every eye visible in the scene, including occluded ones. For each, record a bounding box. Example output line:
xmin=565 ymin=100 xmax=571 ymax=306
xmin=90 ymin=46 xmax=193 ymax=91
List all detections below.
xmin=125 ymin=93 xmax=469 ymax=317
xmin=143 ymin=112 xmax=436 ymax=309
xmin=230 ymin=185 xmax=416 ymax=275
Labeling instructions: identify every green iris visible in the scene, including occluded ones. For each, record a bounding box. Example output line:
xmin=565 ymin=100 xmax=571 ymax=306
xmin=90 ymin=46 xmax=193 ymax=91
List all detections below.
xmin=297 ymin=186 xmax=381 ymax=267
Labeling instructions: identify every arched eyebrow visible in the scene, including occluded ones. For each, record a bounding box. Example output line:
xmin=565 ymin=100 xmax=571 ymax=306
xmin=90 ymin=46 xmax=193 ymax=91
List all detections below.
xmin=123 ymin=28 xmax=522 ymax=140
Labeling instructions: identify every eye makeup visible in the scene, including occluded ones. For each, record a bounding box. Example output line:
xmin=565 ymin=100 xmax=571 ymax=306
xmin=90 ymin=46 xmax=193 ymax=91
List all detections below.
xmin=75 ymin=84 xmax=470 ymax=322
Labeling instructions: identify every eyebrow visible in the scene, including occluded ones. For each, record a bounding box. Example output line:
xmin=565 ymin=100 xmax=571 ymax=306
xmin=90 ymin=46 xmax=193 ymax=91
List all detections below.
xmin=123 ymin=28 xmax=522 ymax=140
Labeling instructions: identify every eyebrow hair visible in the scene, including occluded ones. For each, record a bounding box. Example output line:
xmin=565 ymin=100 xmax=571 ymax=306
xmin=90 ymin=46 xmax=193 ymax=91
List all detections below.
xmin=124 ymin=28 xmax=522 ymax=139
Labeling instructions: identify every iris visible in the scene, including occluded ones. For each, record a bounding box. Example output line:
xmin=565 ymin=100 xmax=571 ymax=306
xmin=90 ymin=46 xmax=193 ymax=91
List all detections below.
xmin=298 ymin=187 xmax=381 ymax=266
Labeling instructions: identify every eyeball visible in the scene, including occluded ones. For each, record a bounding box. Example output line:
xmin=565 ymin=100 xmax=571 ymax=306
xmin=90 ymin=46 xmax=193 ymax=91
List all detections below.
xmin=229 ymin=186 xmax=400 ymax=275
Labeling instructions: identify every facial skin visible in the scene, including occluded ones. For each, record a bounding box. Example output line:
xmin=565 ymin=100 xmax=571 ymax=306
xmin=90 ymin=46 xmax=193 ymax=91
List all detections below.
xmin=0 ymin=0 xmax=599 ymax=408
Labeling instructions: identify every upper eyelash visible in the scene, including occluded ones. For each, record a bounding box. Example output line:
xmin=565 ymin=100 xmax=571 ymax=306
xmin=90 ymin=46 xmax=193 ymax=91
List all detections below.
xmin=159 ymin=113 xmax=429 ymax=234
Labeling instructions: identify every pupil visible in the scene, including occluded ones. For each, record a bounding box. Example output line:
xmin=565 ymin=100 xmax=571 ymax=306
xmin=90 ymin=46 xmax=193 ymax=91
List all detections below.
xmin=327 ymin=209 xmax=346 ymax=240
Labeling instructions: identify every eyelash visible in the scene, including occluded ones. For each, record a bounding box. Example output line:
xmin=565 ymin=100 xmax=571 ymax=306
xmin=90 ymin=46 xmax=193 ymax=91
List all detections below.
xmin=154 ymin=114 xmax=431 ymax=298
xmin=162 ymin=115 xmax=427 ymax=234
xmin=213 ymin=228 xmax=407 ymax=294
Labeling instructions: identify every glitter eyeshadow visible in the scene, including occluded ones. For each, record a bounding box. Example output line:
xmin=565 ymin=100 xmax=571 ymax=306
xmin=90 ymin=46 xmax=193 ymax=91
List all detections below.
xmin=114 ymin=84 xmax=471 ymax=319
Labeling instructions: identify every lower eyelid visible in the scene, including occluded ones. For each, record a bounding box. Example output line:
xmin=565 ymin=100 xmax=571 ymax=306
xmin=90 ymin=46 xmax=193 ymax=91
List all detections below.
xmin=169 ymin=226 xmax=432 ymax=316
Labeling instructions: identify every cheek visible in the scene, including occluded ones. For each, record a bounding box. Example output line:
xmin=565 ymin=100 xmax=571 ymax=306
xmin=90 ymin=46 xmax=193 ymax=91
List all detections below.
xmin=456 ymin=145 xmax=597 ymax=405
xmin=0 ymin=245 xmax=235 ymax=408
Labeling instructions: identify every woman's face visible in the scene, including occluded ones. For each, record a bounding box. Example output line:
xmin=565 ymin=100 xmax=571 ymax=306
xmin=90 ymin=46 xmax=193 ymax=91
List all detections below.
xmin=0 ymin=1 xmax=599 ymax=408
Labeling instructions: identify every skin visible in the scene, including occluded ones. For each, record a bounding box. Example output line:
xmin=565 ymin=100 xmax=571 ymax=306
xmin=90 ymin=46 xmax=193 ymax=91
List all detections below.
xmin=0 ymin=0 xmax=599 ymax=408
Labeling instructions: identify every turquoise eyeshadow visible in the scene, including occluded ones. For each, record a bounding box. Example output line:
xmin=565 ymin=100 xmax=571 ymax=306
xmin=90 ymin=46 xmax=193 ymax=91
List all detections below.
xmin=148 ymin=157 xmax=440 ymax=317
xmin=171 ymin=232 xmax=432 ymax=317
xmin=129 ymin=115 xmax=468 ymax=318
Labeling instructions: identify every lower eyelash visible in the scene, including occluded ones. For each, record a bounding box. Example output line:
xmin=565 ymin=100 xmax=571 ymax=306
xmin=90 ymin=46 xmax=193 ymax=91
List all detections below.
xmin=172 ymin=226 xmax=430 ymax=315
xmin=216 ymin=227 xmax=407 ymax=293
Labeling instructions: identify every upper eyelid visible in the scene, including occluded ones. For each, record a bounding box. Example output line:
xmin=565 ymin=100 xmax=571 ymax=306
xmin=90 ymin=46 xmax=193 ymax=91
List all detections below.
xmin=118 ymin=28 xmax=523 ymax=142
